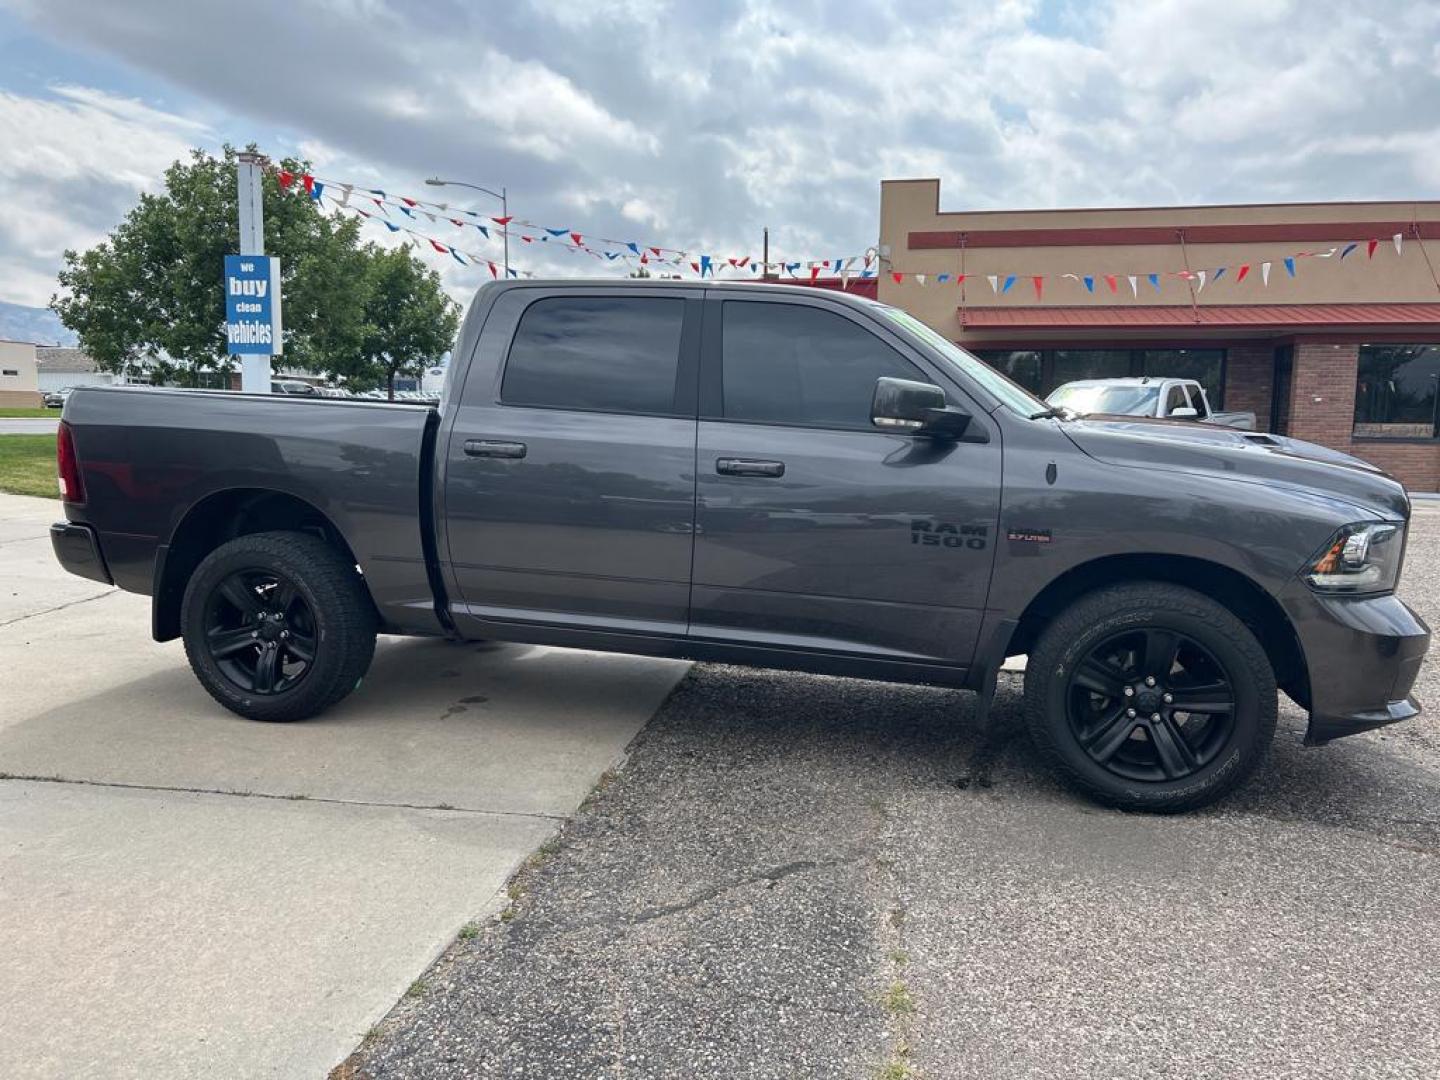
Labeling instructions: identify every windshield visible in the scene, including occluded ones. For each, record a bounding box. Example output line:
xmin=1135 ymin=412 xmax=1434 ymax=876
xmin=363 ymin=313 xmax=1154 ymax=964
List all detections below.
xmin=1048 ymin=384 xmax=1161 ymax=416
xmin=874 ymin=305 xmax=1048 ymax=416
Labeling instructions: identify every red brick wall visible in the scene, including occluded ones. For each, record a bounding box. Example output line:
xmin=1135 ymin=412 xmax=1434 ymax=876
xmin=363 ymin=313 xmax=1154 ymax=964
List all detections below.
xmin=1222 ymin=345 xmax=1274 ymax=431
xmin=1285 ymin=340 xmax=1440 ymax=492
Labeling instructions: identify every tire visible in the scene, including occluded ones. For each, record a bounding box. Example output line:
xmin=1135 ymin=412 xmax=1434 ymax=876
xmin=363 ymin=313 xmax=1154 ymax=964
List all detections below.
xmin=1023 ymin=581 xmax=1276 ymax=813
xmin=181 ymin=530 xmax=377 ymax=722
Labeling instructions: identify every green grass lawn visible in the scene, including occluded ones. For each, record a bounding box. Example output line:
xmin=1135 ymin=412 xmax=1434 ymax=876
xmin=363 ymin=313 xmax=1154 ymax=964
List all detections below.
xmin=0 ymin=407 xmax=58 ymax=418
xmin=0 ymin=434 xmax=58 ymax=498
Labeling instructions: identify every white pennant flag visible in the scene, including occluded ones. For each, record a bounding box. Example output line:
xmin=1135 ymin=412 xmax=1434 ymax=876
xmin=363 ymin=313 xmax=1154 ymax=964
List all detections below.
xmin=1195 ymin=270 xmax=1207 ymax=293
xmin=1394 ymin=232 xmax=1404 ymax=255
xmin=338 ymin=187 xmax=351 ymax=208
xmin=844 ymin=256 xmax=857 ymax=270
xmin=915 ymin=273 xmax=927 ymax=286
xmin=840 ymin=271 xmax=853 ymax=288
xmin=1261 ymin=261 xmax=1272 ymax=286
xmin=1127 ymin=274 xmax=1139 ymax=297
xmin=1061 ymin=273 xmax=1080 ymax=282
xmin=1315 ymin=247 xmax=1338 ymax=258
xmin=425 ymin=212 xmax=437 ymax=224
xmin=986 ymin=274 xmax=999 ymax=293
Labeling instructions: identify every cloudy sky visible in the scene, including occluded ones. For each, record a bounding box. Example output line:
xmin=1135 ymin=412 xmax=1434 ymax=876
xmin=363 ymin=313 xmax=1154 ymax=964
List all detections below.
xmin=1 ymin=0 xmax=1439 ymax=311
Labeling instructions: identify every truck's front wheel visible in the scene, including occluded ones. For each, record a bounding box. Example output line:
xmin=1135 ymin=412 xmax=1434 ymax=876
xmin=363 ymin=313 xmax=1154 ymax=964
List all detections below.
xmin=181 ymin=531 xmax=377 ymax=722
xmin=1023 ymin=582 xmax=1277 ymax=812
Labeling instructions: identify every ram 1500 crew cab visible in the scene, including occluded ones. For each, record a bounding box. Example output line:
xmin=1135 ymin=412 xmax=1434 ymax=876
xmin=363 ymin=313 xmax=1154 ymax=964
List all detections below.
xmin=51 ymin=280 xmax=1429 ymax=811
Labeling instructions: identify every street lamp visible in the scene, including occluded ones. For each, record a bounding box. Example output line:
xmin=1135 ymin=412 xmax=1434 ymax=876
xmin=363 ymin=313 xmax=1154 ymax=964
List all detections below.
xmin=425 ymin=177 xmax=508 ymax=274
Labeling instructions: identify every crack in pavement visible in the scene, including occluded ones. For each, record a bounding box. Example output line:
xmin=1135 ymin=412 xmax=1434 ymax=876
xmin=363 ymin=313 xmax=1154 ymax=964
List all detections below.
xmin=0 ymin=588 xmax=118 ymax=628
xmin=0 ymin=772 xmax=568 ymax=822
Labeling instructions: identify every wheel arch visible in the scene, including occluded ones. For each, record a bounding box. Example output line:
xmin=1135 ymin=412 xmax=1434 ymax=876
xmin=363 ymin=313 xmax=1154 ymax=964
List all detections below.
xmin=153 ymin=487 xmax=367 ymax=642
xmin=1007 ymin=553 xmax=1310 ymax=709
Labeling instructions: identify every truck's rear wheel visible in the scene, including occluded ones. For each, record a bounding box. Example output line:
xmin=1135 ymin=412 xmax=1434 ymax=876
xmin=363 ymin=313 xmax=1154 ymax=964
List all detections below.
xmin=181 ymin=531 xmax=377 ymax=722
xmin=1023 ymin=582 xmax=1276 ymax=812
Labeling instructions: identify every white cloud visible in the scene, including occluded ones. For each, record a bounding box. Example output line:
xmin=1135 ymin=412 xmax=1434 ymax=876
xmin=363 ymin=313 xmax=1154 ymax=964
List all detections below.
xmin=0 ymin=85 xmax=210 ymax=305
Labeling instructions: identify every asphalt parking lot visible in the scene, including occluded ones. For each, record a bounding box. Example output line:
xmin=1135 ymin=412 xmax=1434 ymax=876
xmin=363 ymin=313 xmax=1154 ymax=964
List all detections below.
xmin=348 ymin=504 xmax=1440 ymax=1080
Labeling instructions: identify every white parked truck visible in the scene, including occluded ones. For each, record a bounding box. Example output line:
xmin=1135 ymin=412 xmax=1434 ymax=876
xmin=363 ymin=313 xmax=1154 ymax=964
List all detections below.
xmin=1046 ymin=377 xmax=1257 ymax=430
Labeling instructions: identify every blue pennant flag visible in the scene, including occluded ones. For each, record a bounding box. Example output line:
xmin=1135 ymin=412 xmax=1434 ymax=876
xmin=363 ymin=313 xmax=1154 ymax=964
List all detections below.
xmin=626 ymin=242 xmax=640 ymax=255
xmin=1147 ymin=273 xmax=1161 ymax=291
xmin=505 ymin=267 xmax=518 ymax=278
xmin=1001 ymin=274 xmax=1016 ymax=294
xmin=450 ymin=248 xmax=466 ymax=265
xmin=937 ymin=273 xmax=950 ymax=283
xmin=700 ymin=254 xmax=713 ymax=277
xmin=546 ymin=228 xmax=569 ymax=237
xmin=475 ymin=225 xmax=488 ymax=238
xmin=604 ymin=251 xmax=622 ymax=260
xmin=1284 ymin=256 xmax=1296 ymax=277
xmin=368 ymin=189 xmax=385 ymax=197
xmin=1340 ymin=242 xmax=1358 ymax=259
xmin=1213 ymin=267 xmax=1226 ymax=281
xmin=383 ymin=221 xmax=400 ymax=232
xmin=398 ymin=206 xmax=414 ymax=218
xmin=310 ymin=181 xmax=324 ymax=202
xmin=1083 ymin=275 xmax=1095 ymax=293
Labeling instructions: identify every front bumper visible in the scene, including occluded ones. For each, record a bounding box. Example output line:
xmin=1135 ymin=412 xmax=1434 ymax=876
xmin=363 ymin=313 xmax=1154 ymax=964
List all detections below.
xmin=1283 ymin=587 xmax=1429 ymax=745
xmin=50 ymin=521 xmax=113 ymax=585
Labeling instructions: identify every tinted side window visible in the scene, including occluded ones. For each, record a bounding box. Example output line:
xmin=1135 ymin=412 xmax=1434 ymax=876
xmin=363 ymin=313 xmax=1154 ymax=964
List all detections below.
xmin=1165 ymin=386 xmax=1188 ymax=414
xmin=502 ymin=297 xmax=685 ymax=414
xmin=721 ymin=302 xmax=921 ymax=428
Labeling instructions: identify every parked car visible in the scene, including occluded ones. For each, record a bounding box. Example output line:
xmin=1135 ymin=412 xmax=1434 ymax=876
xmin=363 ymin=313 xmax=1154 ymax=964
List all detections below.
xmin=43 ymin=387 xmax=74 ymax=408
xmin=1047 ymin=377 xmax=1257 ymax=429
xmin=50 ymin=281 xmax=1427 ymax=812
xmin=270 ymin=379 xmax=318 ymax=396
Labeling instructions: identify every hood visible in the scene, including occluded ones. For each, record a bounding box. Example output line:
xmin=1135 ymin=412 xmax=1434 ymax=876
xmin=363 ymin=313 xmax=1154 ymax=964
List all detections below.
xmin=1059 ymin=416 xmax=1409 ymax=520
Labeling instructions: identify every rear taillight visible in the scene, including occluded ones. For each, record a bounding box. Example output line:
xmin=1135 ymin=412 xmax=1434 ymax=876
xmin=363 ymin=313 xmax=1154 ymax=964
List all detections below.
xmin=57 ymin=420 xmax=85 ymax=504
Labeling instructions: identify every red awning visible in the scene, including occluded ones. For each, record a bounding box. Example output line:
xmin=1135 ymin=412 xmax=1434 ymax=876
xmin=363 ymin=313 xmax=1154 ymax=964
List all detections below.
xmin=958 ymin=302 xmax=1440 ymax=329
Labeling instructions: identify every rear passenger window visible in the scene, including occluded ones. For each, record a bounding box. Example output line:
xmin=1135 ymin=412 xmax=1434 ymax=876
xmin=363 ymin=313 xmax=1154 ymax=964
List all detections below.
xmin=721 ymin=301 xmax=922 ymax=429
xmin=502 ymin=297 xmax=685 ymax=414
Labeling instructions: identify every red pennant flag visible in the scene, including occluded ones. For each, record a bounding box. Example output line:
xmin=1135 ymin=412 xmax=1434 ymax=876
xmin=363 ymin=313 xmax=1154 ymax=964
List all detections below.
xmin=492 ymin=216 xmax=513 ymax=226
xmin=810 ymin=266 xmax=821 ymax=281
xmin=955 ymin=274 xmax=966 ymax=285
xmin=690 ymin=261 xmax=700 ymax=273
xmin=1236 ymin=264 xmax=1250 ymax=282
xmin=357 ymin=208 xmax=370 ymax=218
xmin=401 ymin=197 xmax=417 ymax=207
xmin=728 ymin=257 xmax=739 ymax=267
xmin=1104 ymin=274 xmax=1118 ymax=294
xmin=429 ymin=239 xmax=448 ymax=254
xmin=372 ymin=198 xmax=384 ymax=211
xmin=451 ymin=218 xmax=464 ymax=227
xmin=892 ymin=272 xmax=904 ymax=284
xmin=488 ymin=262 xmax=499 ymax=279
xmin=640 ymin=253 xmax=649 ymax=264
xmin=570 ymin=232 xmax=583 ymax=246
xmin=1367 ymin=239 xmax=1379 ymax=259
xmin=301 ymin=174 xmax=315 ymax=195
xmin=521 ymin=235 xmax=533 ymax=243
xmin=650 ymin=246 xmax=662 ymax=256
xmin=276 ymin=170 xmax=294 ymax=190
xmin=1032 ymin=275 xmax=1044 ymax=300
xmin=738 ymin=256 xmax=750 ymax=268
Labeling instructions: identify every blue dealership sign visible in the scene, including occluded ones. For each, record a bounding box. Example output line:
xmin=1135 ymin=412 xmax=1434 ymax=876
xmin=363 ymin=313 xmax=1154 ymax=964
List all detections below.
xmin=224 ymin=255 xmax=283 ymax=355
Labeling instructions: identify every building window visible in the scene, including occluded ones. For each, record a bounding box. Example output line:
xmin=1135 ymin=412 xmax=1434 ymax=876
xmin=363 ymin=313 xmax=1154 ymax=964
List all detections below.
xmin=1 ymin=368 xmax=18 ymax=377
xmin=1353 ymin=344 xmax=1440 ymax=439
xmin=974 ymin=347 xmax=1227 ymax=407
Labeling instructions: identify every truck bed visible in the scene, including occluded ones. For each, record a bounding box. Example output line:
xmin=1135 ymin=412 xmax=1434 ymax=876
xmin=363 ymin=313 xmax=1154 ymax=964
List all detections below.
xmin=61 ymin=386 xmax=443 ymax=634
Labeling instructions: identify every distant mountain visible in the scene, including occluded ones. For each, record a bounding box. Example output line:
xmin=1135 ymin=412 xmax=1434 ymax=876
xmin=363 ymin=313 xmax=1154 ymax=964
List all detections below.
xmin=0 ymin=300 xmax=76 ymax=346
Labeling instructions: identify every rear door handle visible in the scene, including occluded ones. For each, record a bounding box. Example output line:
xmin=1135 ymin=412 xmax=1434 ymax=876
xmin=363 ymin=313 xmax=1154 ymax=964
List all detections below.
xmin=464 ymin=439 xmax=527 ymax=459
xmin=716 ymin=457 xmax=784 ymax=478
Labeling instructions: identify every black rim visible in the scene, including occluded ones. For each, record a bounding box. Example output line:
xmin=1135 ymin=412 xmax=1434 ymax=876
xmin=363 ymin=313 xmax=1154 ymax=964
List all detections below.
xmin=202 ymin=569 xmax=318 ymax=695
xmin=1066 ymin=626 xmax=1237 ymax=783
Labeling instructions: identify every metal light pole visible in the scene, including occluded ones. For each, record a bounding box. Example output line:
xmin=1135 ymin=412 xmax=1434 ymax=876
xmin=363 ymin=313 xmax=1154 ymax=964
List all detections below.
xmin=426 ymin=177 xmax=508 ymax=274
xmin=236 ymin=151 xmax=272 ymax=392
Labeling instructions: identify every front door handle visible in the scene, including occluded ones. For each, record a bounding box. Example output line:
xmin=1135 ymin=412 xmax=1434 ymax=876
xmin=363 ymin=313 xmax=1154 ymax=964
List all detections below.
xmin=716 ymin=457 xmax=784 ymax=478
xmin=464 ymin=439 xmax=527 ymax=459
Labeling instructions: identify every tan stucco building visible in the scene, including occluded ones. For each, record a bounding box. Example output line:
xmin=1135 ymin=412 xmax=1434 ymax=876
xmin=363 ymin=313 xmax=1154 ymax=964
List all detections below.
xmin=0 ymin=340 xmax=43 ymax=407
xmin=877 ymin=179 xmax=1440 ymax=490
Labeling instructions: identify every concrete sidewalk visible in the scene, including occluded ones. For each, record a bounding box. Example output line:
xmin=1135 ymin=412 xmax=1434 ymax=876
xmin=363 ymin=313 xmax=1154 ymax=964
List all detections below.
xmin=0 ymin=492 xmax=687 ymax=1078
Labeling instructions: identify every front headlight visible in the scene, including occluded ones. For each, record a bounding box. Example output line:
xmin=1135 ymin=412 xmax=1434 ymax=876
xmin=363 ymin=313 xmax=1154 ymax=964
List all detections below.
xmin=1303 ymin=522 xmax=1405 ymax=594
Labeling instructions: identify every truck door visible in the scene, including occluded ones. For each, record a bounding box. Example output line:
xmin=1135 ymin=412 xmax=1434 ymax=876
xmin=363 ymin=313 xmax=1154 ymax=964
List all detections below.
xmin=442 ymin=287 xmax=700 ymax=637
xmin=690 ymin=294 xmax=1002 ymax=670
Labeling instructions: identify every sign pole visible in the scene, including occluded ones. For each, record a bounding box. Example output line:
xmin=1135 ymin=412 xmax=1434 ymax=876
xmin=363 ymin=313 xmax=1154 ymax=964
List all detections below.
xmin=235 ymin=152 xmax=272 ymax=393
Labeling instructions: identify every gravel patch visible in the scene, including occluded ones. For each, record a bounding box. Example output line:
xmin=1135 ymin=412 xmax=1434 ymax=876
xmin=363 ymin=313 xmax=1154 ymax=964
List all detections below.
xmin=344 ymin=507 xmax=1440 ymax=1080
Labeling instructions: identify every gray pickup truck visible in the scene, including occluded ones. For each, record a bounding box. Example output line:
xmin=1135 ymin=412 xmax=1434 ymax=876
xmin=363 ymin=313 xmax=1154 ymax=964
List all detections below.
xmin=51 ymin=280 xmax=1429 ymax=811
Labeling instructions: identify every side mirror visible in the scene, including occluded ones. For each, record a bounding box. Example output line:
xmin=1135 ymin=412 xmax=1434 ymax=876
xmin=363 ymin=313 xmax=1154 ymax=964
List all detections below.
xmin=1170 ymin=406 xmax=1199 ymax=419
xmin=871 ymin=376 xmax=972 ymax=440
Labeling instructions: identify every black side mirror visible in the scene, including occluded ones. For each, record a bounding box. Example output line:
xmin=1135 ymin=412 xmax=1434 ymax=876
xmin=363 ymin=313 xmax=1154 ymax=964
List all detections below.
xmin=871 ymin=376 xmax=973 ymax=440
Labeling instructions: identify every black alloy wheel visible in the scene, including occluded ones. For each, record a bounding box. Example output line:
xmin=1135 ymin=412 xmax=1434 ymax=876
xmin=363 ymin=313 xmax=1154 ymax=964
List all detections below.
xmin=203 ymin=568 xmax=319 ymax=696
xmin=1066 ymin=626 xmax=1236 ymax=783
